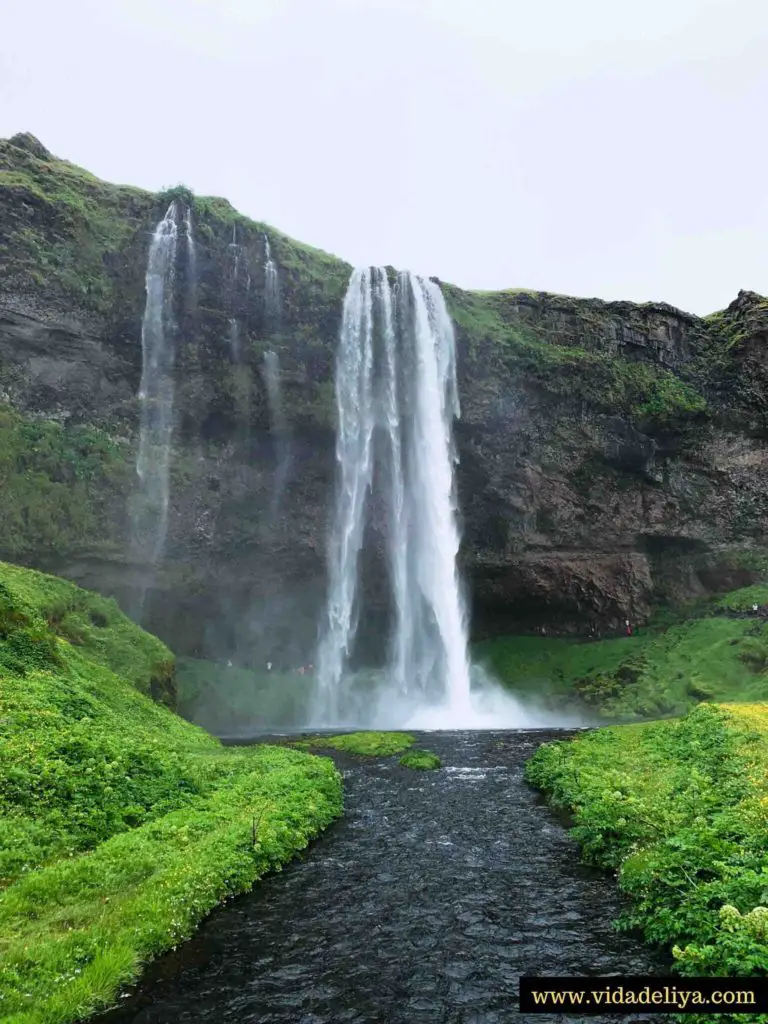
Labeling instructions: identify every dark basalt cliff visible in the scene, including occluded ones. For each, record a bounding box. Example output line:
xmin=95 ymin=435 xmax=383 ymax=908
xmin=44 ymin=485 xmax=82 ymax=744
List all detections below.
xmin=1 ymin=132 xmax=767 ymax=663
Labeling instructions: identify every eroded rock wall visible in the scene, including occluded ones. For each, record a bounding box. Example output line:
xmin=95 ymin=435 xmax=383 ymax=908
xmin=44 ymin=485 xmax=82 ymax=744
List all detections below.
xmin=1 ymin=132 xmax=767 ymax=660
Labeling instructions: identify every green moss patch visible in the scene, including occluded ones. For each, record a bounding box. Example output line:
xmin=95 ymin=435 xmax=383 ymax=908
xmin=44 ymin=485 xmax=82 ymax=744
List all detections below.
xmin=444 ymin=286 xmax=708 ymax=431
xmin=399 ymin=749 xmax=441 ymax=770
xmin=294 ymin=731 xmax=415 ymax=757
xmin=714 ymin=584 xmax=768 ymax=612
xmin=0 ymin=406 xmax=128 ymax=562
xmin=526 ymin=703 xmax=768 ymax=988
xmin=0 ymin=562 xmax=342 ymax=1023
xmin=477 ymin=593 xmax=768 ymax=720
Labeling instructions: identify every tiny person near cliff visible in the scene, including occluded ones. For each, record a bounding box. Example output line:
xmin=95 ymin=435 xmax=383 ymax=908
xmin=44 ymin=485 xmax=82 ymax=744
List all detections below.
xmin=625 ymin=619 xmax=632 ymax=637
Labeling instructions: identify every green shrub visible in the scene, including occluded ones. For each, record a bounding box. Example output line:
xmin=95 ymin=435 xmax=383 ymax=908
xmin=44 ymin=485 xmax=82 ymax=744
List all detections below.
xmin=294 ymin=731 xmax=415 ymax=756
xmin=526 ymin=702 xmax=768 ymax=1010
xmin=399 ymin=749 xmax=441 ymax=770
xmin=0 ymin=561 xmax=343 ymax=1022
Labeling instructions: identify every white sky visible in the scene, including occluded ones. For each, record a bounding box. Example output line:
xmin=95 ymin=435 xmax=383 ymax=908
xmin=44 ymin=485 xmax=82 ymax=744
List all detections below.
xmin=1 ymin=0 xmax=767 ymax=314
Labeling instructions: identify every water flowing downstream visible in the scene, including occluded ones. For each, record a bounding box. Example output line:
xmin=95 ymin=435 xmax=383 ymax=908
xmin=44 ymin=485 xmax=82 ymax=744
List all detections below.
xmin=130 ymin=202 xmax=180 ymax=618
xmin=314 ymin=268 xmax=471 ymax=727
xmin=95 ymin=731 xmax=665 ymax=1024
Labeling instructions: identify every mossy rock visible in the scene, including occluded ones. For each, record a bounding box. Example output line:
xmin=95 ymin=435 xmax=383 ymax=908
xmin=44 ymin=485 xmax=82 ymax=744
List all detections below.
xmin=399 ymin=749 xmax=441 ymax=770
xmin=294 ymin=731 xmax=415 ymax=757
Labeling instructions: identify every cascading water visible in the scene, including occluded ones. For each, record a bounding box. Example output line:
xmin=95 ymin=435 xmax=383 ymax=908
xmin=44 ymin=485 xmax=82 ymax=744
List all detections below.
xmin=314 ymin=269 xmax=376 ymax=725
xmin=130 ymin=202 xmax=180 ymax=619
xmin=263 ymin=350 xmax=291 ymax=518
xmin=314 ymin=267 xmax=473 ymax=726
xmin=264 ymin=235 xmax=280 ymax=325
xmin=183 ymin=205 xmax=197 ymax=287
xmin=398 ymin=272 xmax=471 ymax=719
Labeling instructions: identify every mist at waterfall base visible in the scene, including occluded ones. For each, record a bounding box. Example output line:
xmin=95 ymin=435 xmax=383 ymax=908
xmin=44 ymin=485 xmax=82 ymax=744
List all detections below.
xmin=310 ymin=267 xmax=580 ymax=732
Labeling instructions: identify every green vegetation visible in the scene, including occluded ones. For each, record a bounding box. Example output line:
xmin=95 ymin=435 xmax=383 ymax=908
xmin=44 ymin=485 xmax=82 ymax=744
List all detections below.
xmin=0 ymin=407 xmax=128 ymax=561
xmin=399 ymin=749 xmax=441 ymax=770
xmin=444 ymin=286 xmax=708 ymax=431
xmin=526 ymin=703 xmax=768 ymax=997
xmin=0 ymin=562 xmax=342 ymax=1023
xmin=478 ymin=594 xmax=768 ymax=720
xmin=294 ymin=732 xmax=415 ymax=756
xmin=0 ymin=134 xmax=152 ymax=312
xmin=714 ymin=584 xmax=768 ymax=612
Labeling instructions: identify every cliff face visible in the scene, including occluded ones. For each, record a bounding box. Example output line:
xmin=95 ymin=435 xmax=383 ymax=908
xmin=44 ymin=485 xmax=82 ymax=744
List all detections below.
xmin=1 ymin=132 xmax=767 ymax=663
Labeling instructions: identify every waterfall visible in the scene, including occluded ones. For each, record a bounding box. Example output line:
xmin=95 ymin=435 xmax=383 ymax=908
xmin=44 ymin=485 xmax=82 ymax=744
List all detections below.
xmin=263 ymin=350 xmax=292 ymax=517
xmin=229 ymin=225 xmax=242 ymax=288
xmin=315 ymin=269 xmax=376 ymax=724
xmin=183 ymin=205 xmax=197 ymax=285
xmin=264 ymin=235 xmax=280 ymax=325
xmin=398 ymin=272 xmax=471 ymax=713
xmin=228 ymin=318 xmax=242 ymax=363
xmin=131 ymin=202 xmax=180 ymax=617
xmin=314 ymin=267 xmax=471 ymax=725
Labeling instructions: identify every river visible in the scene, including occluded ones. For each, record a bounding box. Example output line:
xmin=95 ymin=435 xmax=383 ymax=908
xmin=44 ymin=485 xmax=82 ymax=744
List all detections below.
xmin=95 ymin=730 xmax=665 ymax=1023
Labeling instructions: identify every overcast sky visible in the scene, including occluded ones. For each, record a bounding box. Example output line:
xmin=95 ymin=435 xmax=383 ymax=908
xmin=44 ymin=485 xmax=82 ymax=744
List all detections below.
xmin=2 ymin=0 xmax=767 ymax=314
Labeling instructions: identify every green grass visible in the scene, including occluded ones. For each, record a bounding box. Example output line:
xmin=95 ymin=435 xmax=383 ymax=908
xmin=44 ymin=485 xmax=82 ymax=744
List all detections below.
xmin=0 ymin=562 xmax=342 ymax=1022
xmin=293 ymin=732 xmax=415 ymax=756
xmin=526 ymin=702 xmax=768 ymax=1019
xmin=714 ymin=585 xmax=768 ymax=612
xmin=0 ymin=135 xmax=152 ymax=313
xmin=477 ymin=597 xmax=768 ymax=720
xmin=399 ymin=749 xmax=441 ymax=770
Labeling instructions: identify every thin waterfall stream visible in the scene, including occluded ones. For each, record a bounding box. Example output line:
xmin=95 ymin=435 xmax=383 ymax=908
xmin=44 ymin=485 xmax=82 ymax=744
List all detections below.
xmin=129 ymin=203 xmax=179 ymax=619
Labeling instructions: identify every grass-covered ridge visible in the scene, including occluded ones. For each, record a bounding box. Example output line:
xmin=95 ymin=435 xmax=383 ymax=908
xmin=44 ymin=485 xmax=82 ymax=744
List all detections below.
xmin=478 ymin=592 xmax=768 ymax=720
xmin=0 ymin=131 xmax=351 ymax=329
xmin=0 ymin=562 xmax=342 ymax=1023
xmin=526 ymin=703 xmax=768 ymax=991
xmin=444 ymin=284 xmax=708 ymax=430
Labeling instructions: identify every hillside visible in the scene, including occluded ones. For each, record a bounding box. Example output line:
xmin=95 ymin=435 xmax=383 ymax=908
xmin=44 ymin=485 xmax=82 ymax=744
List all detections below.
xmin=0 ymin=561 xmax=342 ymax=1022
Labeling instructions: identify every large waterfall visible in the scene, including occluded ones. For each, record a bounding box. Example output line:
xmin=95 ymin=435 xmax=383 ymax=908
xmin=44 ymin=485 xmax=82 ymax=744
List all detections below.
xmin=131 ymin=202 xmax=180 ymax=617
xmin=314 ymin=267 xmax=472 ymax=726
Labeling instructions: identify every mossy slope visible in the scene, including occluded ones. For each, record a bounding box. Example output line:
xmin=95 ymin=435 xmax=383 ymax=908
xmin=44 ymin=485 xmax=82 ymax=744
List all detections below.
xmin=0 ymin=406 xmax=129 ymax=564
xmin=526 ymin=703 xmax=768 ymax=1002
xmin=0 ymin=561 xmax=342 ymax=1023
xmin=478 ymin=590 xmax=768 ymax=720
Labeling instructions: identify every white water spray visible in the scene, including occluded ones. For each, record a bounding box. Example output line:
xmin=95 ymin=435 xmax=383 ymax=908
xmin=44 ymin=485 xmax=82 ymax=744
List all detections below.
xmin=131 ymin=203 xmax=179 ymax=615
xmin=264 ymin=235 xmax=280 ymax=324
xmin=395 ymin=271 xmax=472 ymax=717
xmin=183 ymin=205 xmax=197 ymax=284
